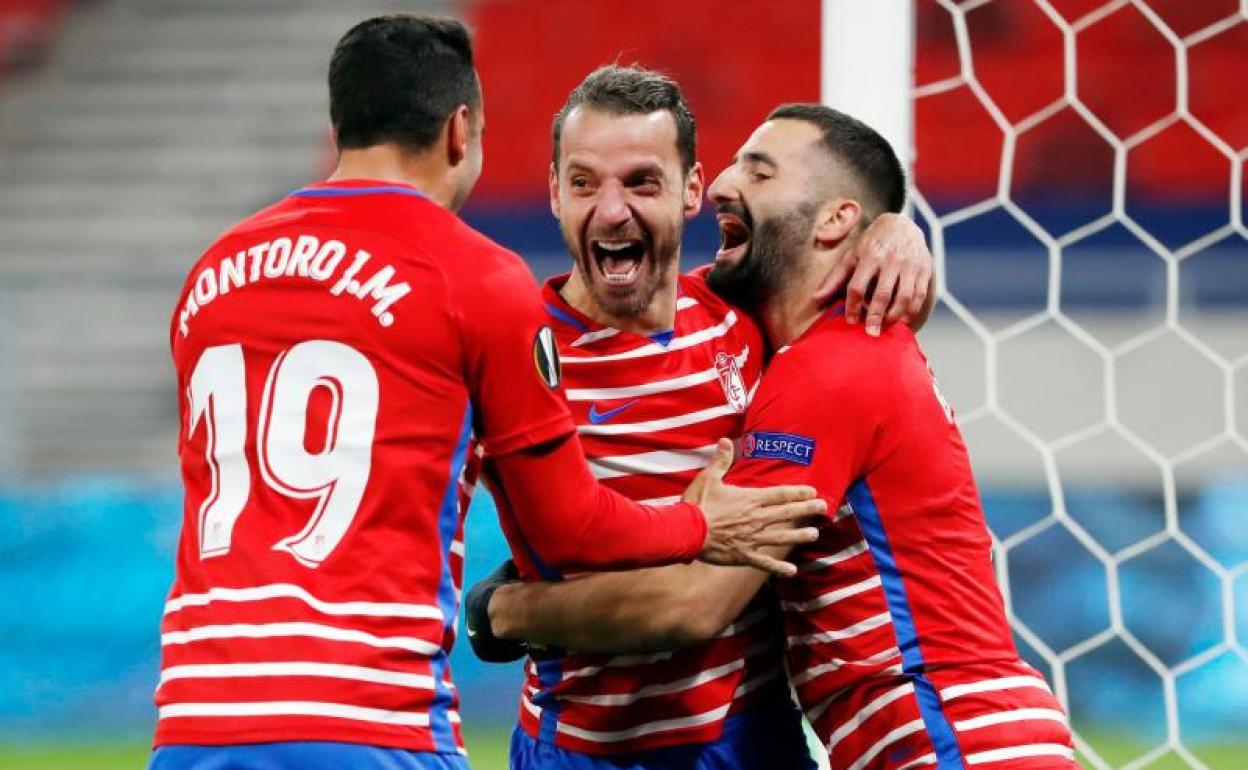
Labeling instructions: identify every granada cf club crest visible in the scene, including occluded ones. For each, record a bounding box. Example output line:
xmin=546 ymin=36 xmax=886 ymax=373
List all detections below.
xmin=742 ymin=432 xmax=757 ymax=457
xmin=533 ymin=325 xmax=561 ymax=389
xmin=715 ymin=352 xmax=747 ymax=413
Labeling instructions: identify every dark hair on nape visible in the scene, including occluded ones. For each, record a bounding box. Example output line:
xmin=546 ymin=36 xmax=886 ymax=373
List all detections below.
xmin=765 ymin=103 xmax=906 ymax=218
xmin=329 ymin=14 xmax=480 ymax=153
xmin=552 ymin=64 xmax=697 ymax=172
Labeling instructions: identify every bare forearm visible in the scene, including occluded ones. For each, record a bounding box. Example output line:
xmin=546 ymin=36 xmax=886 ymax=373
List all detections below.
xmin=490 ymin=561 xmax=770 ymax=655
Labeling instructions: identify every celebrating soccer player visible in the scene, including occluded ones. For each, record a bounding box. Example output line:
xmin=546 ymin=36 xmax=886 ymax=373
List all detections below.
xmin=471 ymin=101 xmax=1078 ymax=768
xmin=149 ymin=17 xmax=832 ymax=770
xmin=464 ymin=67 xmax=936 ymax=770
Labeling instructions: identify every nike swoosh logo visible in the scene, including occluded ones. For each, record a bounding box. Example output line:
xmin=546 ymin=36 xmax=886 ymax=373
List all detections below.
xmin=587 ymin=399 xmax=640 ymax=425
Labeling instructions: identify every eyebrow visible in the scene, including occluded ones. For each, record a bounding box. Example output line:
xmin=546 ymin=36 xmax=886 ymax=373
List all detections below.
xmin=563 ymin=159 xmax=666 ymax=181
xmin=740 ymin=150 xmax=778 ymax=169
xmin=622 ymin=163 xmax=666 ymax=184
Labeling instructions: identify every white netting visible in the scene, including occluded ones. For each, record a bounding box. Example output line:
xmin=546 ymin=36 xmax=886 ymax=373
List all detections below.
xmin=913 ymin=1 xmax=1246 ymax=768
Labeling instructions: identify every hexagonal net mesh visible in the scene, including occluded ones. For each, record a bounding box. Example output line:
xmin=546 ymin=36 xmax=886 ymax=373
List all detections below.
xmin=911 ymin=1 xmax=1247 ymax=768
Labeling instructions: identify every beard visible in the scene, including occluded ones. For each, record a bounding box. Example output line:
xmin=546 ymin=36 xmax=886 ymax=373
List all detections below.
xmin=707 ymin=202 xmax=817 ymax=311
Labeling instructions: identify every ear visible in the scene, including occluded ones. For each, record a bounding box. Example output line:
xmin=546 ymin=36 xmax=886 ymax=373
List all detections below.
xmin=815 ymin=198 xmax=863 ymax=246
xmin=683 ymin=161 xmax=705 ymax=220
xmin=446 ymin=105 xmax=471 ymax=166
xmin=549 ymin=162 xmax=562 ymax=219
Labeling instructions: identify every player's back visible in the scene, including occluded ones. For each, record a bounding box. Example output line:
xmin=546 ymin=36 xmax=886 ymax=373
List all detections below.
xmin=157 ymin=180 xmax=528 ymax=754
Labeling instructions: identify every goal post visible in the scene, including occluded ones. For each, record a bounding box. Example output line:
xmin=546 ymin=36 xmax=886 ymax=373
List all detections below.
xmin=821 ymin=2 xmax=1246 ymax=769
xmin=820 ymin=0 xmax=914 ymax=170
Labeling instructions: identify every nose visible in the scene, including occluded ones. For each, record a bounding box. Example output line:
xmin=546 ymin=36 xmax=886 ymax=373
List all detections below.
xmin=707 ymin=168 xmax=737 ymax=205
xmin=594 ymin=180 xmax=633 ymax=228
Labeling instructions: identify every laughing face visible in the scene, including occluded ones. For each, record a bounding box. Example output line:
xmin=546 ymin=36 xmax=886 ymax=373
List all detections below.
xmin=551 ymin=106 xmax=703 ymax=325
xmin=706 ymin=119 xmax=825 ymax=309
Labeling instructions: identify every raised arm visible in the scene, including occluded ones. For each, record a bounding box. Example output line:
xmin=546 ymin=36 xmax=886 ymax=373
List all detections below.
xmin=811 ymin=211 xmax=937 ymax=334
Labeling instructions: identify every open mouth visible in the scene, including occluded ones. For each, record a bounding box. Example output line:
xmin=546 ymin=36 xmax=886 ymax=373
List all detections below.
xmin=590 ymin=238 xmax=646 ymax=287
xmin=716 ymin=213 xmax=751 ymax=265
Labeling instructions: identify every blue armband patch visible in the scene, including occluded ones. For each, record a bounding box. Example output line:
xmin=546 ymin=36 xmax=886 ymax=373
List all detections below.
xmin=742 ymin=431 xmax=816 ymax=466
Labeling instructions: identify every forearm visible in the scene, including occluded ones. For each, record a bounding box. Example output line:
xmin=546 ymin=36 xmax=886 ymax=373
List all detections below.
xmin=490 ymin=561 xmax=771 ymax=655
xmin=489 ymin=434 xmax=707 ymax=572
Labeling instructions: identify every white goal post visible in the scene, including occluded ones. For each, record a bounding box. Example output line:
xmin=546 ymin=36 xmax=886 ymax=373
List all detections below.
xmin=821 ymin=2 xmax=1246 ymax=770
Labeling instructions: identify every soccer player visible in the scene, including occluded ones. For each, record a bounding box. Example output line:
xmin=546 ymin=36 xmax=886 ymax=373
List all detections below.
xmin=477 ymin=104 xmax=1077 ymax=769
xmin=465 ymin=67 xmax=935 ymax=769
xmin=149 ymin=18 xmax=826 ymax=770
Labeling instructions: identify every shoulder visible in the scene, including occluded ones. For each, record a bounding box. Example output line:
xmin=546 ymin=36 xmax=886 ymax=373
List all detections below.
xmin=399 ymin=208 xmax=536 ymax=298
xmin=677 ymin=269 xmax=762 ymax=344
xmin=679 ymin=266 xmax=724 ymax=311
xmin=762 ymin=311 xmax=916 ymax=407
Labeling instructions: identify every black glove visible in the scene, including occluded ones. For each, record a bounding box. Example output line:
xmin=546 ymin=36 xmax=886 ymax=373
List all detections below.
xmin=464 ymin=559 xmax=527 ymax=663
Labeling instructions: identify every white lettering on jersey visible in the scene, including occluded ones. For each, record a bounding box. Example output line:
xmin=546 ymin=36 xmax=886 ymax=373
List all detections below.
xmin=178 ymin=236 xmax=410 ymax=337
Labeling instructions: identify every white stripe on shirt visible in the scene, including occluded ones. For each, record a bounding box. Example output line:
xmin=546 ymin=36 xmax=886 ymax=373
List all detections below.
xmin=562 ymin=312 xmax=739 ymax=363
xmin=791 ymin=650 xmax=902 ymax=688
xmin=847 ymin=719 xmax=928 ymax=770
xmin=159 ymin=700 xmax=430 ymax=727
xmin=954 ymin=708 xmax=1068 ymax=732
xmin=825 ymin=682 xmax=915 ymax=751
xmin=556 ymin=702 xmax=732 ymax=743
xmin=591 ymin=445 xmax=718 ymax=480
xmin=799 ymin=540 xmax=869 ymax=573
xmin=965 ymin=743 xmax=1074 ymax=764
xmin=781 ymin=576 xmax=882 ymax=612
xmin=565 ymin=350 xmax=749 ymax=401
xmin=940 ymin=675 xmax=1053 ymax=702
xmin=164 ymin=583 xmax=442 ymax=622
xmin=161 ymin=622 xmax=442 ymax=656
xmin=787 ymin=612 xmax=893 ymax=647
xmin=562 ymin=658 xmax=744 ymax=706
xmin=571 ymin=327 xmax=621 ymax=347
xmin=159 ymin=662 xmax=436 ymax=690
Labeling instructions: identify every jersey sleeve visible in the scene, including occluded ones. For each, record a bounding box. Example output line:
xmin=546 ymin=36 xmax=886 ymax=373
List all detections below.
xmin=484 ymin=435 xmax=707 ymax=575
xmin=452 ymin=249 xmax=576 ymax=456
xmin=724 ymin=327 xmax=885 ymax=509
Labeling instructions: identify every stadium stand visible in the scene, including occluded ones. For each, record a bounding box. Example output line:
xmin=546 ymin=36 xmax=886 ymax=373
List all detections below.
xmin=0 ymin=0 xmax=426 ymax=473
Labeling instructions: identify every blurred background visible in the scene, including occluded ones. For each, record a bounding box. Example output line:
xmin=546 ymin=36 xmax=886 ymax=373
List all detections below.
xmin=0 ymin=1 xmax=1244 ymax=768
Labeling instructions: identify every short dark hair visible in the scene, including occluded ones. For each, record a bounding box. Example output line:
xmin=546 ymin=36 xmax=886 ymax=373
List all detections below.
xmin=765 ymin=103 xmax=906 ymax=217
xmin=552 ymin=65 xmax=697 ymax=172
xmin=329 ymin=15 xmax=480 ymax=152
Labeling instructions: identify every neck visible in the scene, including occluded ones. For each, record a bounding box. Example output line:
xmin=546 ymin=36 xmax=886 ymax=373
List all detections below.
xmin=560 ymin=263 xmax=679 ymax=335
xmin=759 ymin=244 xmax=849 ymax=349
xmin=329 ymin=145 xmax=459 ymax=210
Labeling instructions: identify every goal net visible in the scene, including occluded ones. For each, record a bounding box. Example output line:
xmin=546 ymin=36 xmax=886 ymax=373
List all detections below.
xmin=826 ymin=1 xmax=1247 ymax=768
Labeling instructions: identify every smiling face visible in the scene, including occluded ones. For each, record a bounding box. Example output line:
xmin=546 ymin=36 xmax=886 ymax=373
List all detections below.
xmin=706 ymin=119 xmax=827 ymax=309
xmin=551 ymin=106 xmax=703 ymax=323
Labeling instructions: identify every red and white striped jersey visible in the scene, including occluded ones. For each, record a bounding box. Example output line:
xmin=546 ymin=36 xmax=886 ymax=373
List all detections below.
xmin=511 ymin=269 xmax=788 ymax=755
xmin=728 ymin=306 xmax=1076 ymax=770
xmin=156 ymin=181 xmax=578 ymax=753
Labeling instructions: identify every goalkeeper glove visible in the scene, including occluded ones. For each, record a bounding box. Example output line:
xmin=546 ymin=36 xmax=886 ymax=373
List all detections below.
xmin=464 ymin=559 xmax=527 ymax=663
